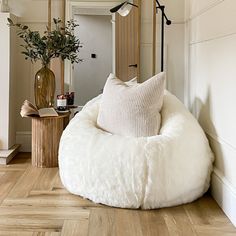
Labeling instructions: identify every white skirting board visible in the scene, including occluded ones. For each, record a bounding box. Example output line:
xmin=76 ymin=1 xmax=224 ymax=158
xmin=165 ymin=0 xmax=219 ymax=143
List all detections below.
xmin=16 ymin=132 xmax=32 ymax=152
xmin=211 ymin=168 xmax=236 ymax=227
xmin=0 ymin=144 xmax=21 ymax=164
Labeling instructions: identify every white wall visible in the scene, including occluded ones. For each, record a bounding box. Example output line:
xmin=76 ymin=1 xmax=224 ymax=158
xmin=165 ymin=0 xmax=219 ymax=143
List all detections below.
xmin=0 ymin=13 xmax=17 ymax=150
xmin=186 ymin=0 xmax=236 ymax=226
xmin=157 ymin=0 xmax=185 ymax=102
xmin=140 ymin=0 xmax=185 ymax=101
xmin=140 ymin=0 xmax=153 ymax=81
xmin=0 ymin=13 xmax=10 ymax=149
xmin=74 ymin=14 xmax=112 ymax=106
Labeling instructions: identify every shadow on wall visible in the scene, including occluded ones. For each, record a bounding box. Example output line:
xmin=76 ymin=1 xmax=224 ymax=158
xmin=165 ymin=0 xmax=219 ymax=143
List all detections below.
xmin=192 ymin=88 xmax=225 ymax=195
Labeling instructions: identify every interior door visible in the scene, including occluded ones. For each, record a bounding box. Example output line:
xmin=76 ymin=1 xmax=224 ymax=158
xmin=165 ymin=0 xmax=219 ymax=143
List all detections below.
xmin=115 ymin=0 xmax=140 ymax=82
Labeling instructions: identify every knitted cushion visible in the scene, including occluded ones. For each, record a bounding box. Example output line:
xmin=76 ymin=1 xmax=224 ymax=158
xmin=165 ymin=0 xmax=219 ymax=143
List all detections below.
xmin=97 ymin=72 xmax=165 ymax=137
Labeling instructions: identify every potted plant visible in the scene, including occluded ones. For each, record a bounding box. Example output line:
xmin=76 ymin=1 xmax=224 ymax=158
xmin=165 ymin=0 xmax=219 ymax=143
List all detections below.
xmin=8 ymin=18 xmax=82 ymax=109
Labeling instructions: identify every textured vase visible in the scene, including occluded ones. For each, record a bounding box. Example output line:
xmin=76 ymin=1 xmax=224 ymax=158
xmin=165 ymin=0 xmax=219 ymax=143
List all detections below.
xmin=34 ymin=65 xmax=55 ymax=109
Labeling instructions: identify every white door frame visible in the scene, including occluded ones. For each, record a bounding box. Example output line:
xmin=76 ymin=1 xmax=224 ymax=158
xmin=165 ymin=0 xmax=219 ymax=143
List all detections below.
xmin=65 ymin=1 xmax=120 ymax=92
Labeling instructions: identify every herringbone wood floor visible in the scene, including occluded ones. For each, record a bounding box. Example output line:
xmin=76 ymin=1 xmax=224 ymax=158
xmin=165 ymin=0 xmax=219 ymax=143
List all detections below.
xmin=0 ymin=153 xmax=235 ymax=236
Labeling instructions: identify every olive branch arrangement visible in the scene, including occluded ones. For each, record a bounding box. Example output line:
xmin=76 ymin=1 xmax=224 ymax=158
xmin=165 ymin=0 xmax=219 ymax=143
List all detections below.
xmin=8 ymin=18 xmax=82 ymax=66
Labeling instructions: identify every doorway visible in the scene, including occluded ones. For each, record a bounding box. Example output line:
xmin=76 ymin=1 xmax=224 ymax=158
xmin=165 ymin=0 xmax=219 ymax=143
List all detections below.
xmin=65 ymin=1 xmax=140 ymax=106
xmin=74 ymin=14 xmax=112 ymax=105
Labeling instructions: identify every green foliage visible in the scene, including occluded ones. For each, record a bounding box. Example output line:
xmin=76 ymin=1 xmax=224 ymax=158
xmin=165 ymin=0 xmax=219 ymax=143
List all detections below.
xmin=7 ymin=18 xmax=82 ymax=66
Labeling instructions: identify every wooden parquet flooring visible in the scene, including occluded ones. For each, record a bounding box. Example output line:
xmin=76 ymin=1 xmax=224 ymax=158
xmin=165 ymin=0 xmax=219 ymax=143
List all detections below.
xmin=0 ymin=153 xmax=235 ymax=236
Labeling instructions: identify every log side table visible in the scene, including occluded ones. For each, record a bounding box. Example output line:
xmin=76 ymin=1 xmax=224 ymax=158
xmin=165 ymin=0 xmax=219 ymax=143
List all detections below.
xmin=31 ymin=113 xmax=70 ymax=168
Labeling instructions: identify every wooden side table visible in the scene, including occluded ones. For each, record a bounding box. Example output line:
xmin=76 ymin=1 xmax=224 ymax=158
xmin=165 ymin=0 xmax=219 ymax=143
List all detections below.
xmin=31 ymin=113 xmax=70 ymax=168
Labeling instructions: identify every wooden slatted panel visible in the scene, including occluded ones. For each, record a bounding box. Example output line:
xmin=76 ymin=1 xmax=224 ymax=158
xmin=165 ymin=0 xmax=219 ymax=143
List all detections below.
xmin=115 ymin=0 xmax=140 ymax=82
xmin=31 ymin=114 xmax=69 ymax=168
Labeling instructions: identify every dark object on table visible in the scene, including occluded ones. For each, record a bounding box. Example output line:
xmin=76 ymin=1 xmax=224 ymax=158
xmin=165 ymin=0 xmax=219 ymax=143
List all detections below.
xmin=65 ymin=92 xmax=75 ymax=106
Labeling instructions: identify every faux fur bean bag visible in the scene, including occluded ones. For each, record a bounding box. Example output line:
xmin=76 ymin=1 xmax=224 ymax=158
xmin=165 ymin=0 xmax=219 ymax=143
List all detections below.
xmin=59 ymin=91 xmax=214 ymax=209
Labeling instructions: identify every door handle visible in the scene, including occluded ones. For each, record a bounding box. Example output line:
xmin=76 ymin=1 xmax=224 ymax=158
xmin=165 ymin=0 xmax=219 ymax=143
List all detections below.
xmin=128 ymin=64 xmax=138 ymax=68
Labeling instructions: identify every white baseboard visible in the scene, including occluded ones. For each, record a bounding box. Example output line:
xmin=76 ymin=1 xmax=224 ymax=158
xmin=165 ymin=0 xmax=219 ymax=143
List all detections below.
xmin=16 ymin=132 xmax=31 ymax=152
xmin=0 ymin=144 xmax=21 ymax=164
xmin=211 ymin=168 xmax=236 ymax=227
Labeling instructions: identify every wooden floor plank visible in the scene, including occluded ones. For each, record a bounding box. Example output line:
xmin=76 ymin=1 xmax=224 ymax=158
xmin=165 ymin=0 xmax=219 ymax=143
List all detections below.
xmin=61 ymin=219 xmax=89 ymax=236
xmin=44 ymin=232 xmax=61 ymax=236
xmin=32 ymin=232 xmax=61 ymax=236
xmin=162 ymin=206 xmax=197 ymax=236
xmin=88 ymin=208 xmax=115 ymax=236
xmin=7 ymin=167 xmax=43 ymax=198
xmin=194 ymin=194 xmax=234 ymax=226
xmin=0 ymin=171 xmax=24 ymax=204
xmin=184 ymin=198 xmax=211 ymax=225
xmin=2 ymin=194 xmax=99 ymax=208
xmin=139 ymin=210 xmax=169 ymax=236
xmin=52 ymin=172 xmax=64 ymax=190
xmin=194 ymin=224 xmax=236 ymax=236
xmin=0 ymin=218 xmax=63 ymax=232
xmin=114 ymin=209 xmax=143 ymax=236
xmin=0 ymin=173 xmax=5 ymax=178
xmin=0 ymin=206 xmax=89 ymax=220
xmin=32 ymin=168 xmax=58 ymax=191
xmin=0 ymin=231 xmax=34 ymax=236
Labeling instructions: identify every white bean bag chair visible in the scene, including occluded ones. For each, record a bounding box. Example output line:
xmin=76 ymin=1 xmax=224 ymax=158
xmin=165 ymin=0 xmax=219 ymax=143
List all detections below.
xmin=59 ymin=91 xmax=214 ymax=209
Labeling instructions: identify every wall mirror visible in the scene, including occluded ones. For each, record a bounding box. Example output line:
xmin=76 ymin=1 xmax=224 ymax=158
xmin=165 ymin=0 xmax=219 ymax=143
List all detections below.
xmin=65 ymin=1 xmax=141 ymax=106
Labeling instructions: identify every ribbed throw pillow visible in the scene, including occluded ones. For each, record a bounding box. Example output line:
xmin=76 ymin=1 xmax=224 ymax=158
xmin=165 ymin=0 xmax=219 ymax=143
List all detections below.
xmin=97 ymin=72 xmax=165 ymax=137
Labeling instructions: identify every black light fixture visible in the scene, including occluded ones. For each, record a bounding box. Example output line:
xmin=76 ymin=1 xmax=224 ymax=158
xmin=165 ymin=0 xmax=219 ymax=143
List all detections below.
xmin=155 ymin=0 xmax=171 ymax=72
xmin=110 ymin=1 xmax=138 ymax=17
